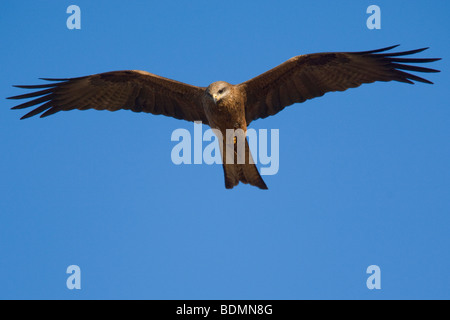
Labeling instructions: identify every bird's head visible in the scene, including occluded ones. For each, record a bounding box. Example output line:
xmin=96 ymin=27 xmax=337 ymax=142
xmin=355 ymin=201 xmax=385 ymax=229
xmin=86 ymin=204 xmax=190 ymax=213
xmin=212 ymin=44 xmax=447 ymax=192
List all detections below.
xmin=206 ymin=81 xmax=232 ymax=104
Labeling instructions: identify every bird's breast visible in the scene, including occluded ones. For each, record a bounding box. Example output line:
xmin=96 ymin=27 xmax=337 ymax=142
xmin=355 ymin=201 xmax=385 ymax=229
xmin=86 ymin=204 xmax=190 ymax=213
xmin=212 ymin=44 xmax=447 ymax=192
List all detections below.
xmin=203 ymin=98 xmax=247 ymax=132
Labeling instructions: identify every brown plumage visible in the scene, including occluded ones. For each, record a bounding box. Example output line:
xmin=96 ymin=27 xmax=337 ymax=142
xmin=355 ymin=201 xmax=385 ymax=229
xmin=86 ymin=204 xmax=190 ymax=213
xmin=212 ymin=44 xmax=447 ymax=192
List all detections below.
xmin=8 ymin=45 xmax=440 ymax=189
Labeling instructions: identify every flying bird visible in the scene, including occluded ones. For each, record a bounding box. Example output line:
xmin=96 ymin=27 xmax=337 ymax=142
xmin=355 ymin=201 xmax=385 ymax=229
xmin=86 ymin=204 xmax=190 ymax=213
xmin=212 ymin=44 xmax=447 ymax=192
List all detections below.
xmin=8 ymin=45 xmax=440 ymax=189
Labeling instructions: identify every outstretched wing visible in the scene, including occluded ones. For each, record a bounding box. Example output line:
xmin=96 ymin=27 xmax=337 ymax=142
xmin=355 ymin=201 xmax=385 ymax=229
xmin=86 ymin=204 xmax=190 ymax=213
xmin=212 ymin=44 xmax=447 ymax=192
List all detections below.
xmin=8 ymin=70 xmax=208 ymax=123
xmin=240 ymin=45 xmax=441 ymax=124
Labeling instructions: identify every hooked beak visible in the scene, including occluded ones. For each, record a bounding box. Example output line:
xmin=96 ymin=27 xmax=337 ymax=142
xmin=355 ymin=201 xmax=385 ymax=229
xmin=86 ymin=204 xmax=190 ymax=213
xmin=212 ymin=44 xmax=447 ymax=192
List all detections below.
xmin=212 ymin=94 xmax=218 ymax=103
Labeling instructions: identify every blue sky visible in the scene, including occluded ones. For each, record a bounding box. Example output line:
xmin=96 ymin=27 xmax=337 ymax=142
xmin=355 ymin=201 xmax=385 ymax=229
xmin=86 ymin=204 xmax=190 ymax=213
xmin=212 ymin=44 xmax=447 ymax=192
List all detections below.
xmin=0 ymin=0 xmax=448 ymax=299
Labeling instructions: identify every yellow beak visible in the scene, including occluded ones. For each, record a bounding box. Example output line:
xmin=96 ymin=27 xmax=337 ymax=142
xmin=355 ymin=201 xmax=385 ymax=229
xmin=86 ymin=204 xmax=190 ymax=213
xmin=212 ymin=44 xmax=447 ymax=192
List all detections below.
xmin=213 ymin=94 xmax=218 ymax=103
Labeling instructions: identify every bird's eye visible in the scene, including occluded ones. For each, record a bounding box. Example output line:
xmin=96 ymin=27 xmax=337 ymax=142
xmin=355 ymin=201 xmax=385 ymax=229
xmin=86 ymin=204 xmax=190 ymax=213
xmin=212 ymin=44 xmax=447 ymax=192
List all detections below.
xmin=218 ymin=89 xmax=224 ymax=94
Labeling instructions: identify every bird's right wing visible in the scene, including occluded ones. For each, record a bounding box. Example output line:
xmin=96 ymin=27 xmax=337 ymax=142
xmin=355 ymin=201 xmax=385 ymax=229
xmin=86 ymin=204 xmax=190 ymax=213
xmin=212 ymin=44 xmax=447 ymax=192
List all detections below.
xmin=240 ymin=45 xmax=441 ymax=124
xmin=8 ymin=70 xmax=209 ymax=123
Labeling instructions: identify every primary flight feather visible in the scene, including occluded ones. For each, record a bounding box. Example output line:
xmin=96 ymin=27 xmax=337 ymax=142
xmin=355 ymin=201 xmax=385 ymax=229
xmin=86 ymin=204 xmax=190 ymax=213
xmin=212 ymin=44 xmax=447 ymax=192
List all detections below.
xmin=8 ymin=45 xmax=441 ymax=189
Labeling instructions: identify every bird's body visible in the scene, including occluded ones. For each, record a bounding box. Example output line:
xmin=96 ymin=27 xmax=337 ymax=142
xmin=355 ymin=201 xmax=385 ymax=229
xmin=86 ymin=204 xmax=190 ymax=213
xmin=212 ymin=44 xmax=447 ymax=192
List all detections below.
xmin=203 ymin=82 xmax=246 ymax=133
xmin=8 ymin=45 xmax=440 ymax=189
xmin=203 ymin=82 xmax=267 ymax=189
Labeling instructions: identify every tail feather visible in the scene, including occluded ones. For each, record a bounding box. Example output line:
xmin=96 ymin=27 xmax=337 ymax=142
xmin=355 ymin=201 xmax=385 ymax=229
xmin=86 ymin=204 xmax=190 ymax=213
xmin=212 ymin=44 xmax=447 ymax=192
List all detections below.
xmin=222 ymin=138 xmax=268 ymax=190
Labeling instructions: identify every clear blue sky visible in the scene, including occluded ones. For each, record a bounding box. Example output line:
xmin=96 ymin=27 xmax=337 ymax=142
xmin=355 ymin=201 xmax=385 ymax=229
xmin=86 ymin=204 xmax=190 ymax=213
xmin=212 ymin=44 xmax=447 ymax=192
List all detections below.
xmin=1 ymin=0 xmax=448 ymax=299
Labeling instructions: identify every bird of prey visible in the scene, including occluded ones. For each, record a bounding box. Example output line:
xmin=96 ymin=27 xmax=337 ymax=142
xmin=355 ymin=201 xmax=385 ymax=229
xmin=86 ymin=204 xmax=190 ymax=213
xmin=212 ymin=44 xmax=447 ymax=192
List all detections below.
xmin=8 ymin=45 xmax=440 ymax=189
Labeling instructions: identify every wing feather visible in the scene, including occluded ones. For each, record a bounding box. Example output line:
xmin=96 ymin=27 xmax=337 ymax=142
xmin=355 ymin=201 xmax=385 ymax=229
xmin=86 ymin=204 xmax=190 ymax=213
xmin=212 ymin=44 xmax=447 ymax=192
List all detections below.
xmin=8 ymin=70 xmax=208 ymax=123
xmin=241 ymin=46 xmax=441 ymax=124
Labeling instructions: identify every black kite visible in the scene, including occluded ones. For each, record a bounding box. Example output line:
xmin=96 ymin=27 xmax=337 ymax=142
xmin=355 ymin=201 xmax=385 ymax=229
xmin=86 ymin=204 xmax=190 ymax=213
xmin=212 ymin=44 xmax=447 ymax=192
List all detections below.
xmin=8 ymin=45 xmax=440 ymax=189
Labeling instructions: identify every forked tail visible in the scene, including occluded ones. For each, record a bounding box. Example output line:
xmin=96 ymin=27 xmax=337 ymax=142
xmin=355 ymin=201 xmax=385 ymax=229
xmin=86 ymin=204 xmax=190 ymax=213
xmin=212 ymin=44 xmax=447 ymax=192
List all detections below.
xmin=222 ymin=137 xmax=268 ymax=190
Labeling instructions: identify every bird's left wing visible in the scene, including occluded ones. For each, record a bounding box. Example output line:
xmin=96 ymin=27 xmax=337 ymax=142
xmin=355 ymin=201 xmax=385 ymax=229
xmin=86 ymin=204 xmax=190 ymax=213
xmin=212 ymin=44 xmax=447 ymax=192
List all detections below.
xmin=8 ymin=70 xmax=208 ymax=123
xmin=240 ymin=45 xmax=441 ymax=124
